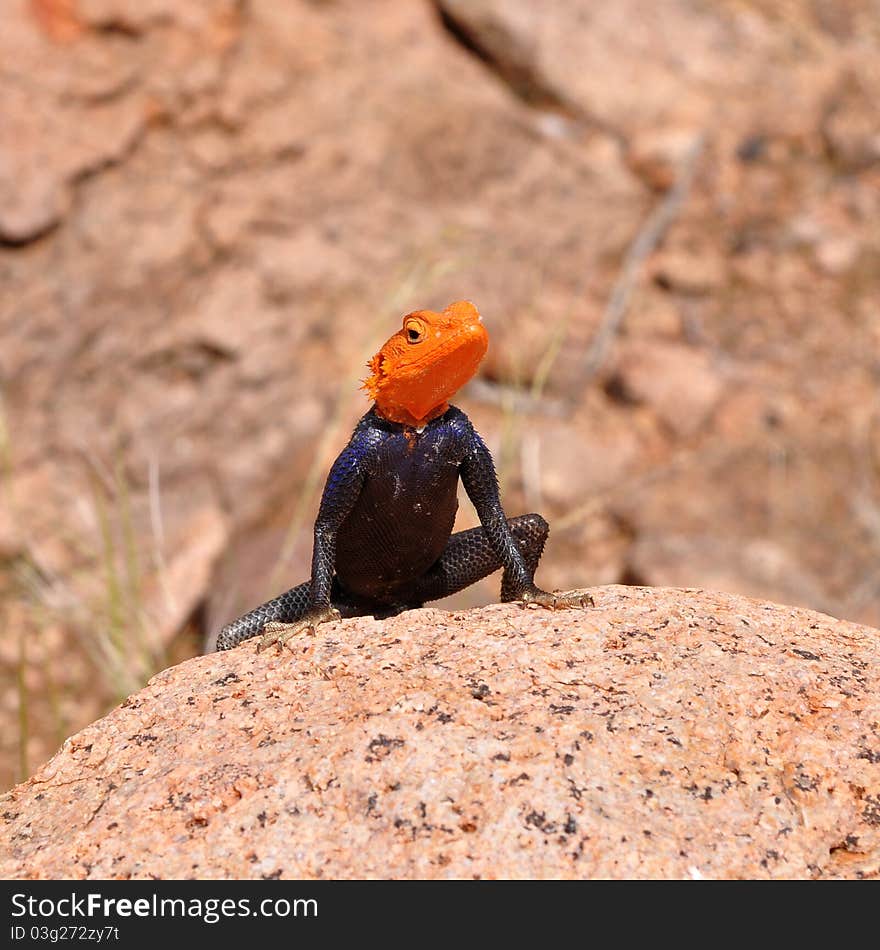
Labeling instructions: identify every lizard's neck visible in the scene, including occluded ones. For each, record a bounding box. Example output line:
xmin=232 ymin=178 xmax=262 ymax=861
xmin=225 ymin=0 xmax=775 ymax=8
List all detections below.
xmin=372 ymin=401 xmax=449 ymax=429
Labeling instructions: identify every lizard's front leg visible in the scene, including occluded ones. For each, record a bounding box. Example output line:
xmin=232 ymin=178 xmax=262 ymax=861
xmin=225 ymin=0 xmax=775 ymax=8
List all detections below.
xmin=257 ymin=522 xmax=343 ymax=653
xmin=460 ymin=426 xmax=592 ymax=613
xmin=256 ymin=432 xmax=369 ymax=653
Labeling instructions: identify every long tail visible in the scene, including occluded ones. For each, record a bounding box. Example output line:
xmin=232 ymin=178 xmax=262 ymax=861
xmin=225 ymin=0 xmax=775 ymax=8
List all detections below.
xmin=215 ymin=582 xmax=310 ymax=650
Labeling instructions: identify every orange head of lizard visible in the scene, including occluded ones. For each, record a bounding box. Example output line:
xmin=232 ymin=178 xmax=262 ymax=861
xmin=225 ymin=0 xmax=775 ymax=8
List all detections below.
xmin=363 ymin=300 xmax=489 ymax=428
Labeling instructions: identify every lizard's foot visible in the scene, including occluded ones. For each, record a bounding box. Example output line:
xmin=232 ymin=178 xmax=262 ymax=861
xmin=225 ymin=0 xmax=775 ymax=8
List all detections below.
xmin=518 ymin=587 xmax=593 ymax=610
xmin=256 ymin=607 xmax=341 ymax=652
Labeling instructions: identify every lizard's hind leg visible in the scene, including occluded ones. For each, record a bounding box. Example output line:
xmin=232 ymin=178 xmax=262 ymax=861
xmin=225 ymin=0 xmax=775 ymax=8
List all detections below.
xmin=215 ymin=581 xmax=312 ymax=650
xmin=412 ymin=513 xmax=549 ymax=604
xmin=215 ymin=579 xmax=366 ymax=650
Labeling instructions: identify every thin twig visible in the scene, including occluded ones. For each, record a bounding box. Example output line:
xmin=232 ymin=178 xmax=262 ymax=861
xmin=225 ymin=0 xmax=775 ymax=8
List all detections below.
xmin=583 ymin=134 xmax=705 ymax=382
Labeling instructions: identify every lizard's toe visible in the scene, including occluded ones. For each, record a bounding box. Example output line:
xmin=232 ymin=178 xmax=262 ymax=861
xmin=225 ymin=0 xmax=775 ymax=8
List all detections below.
xmin=256 ymin=608 xmax=341 ymax=652
xmin=555 ymin=590 xmax=594 ymax=609
xmin=518 ymin=587 xmax=593 ymax=610
xmin=257 ymin=621 xmax=302 ymax=652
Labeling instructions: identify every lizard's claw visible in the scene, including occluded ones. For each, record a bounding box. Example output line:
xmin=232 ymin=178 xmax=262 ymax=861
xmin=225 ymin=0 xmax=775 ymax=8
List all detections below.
xmin=256 ymin=607 xmax=341 ymax=652
xmin=518 ymin=587 xmax=593 ymax=610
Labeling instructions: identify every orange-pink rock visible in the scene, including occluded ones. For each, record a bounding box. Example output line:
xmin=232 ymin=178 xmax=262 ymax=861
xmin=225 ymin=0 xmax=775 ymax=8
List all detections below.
xmin=2 ymin=587 xmax=878 ymax=879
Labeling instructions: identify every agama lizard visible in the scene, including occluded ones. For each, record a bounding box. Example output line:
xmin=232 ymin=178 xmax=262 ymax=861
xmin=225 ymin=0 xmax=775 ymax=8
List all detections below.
xmin=216 ymin=300 xmax=589 ymax=652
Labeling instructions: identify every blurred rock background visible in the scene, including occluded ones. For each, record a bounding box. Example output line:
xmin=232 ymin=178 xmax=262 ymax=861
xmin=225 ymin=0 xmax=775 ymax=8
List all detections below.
xmin=1 ymin=0 xmax=878 ymax=790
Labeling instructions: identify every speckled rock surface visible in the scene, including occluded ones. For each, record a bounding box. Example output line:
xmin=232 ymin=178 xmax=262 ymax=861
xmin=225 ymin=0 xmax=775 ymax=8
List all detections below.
xmin=2 ymin=587 xmax=878 ymax=879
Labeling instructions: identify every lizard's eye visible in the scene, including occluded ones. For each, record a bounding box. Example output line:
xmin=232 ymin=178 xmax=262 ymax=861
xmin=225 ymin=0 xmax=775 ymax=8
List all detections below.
xmin=404 ymin=319 xmax=426 ymax=344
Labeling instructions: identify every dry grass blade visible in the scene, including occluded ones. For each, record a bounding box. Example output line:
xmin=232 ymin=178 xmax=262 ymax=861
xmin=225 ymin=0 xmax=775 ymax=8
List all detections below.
xmin=583 ymin=134 xmax=705 ymax=382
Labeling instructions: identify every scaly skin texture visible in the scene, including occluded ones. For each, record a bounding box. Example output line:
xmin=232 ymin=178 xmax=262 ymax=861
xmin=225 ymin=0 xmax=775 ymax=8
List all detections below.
xmin=216 ymin=301 xmax=590 ymax=652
